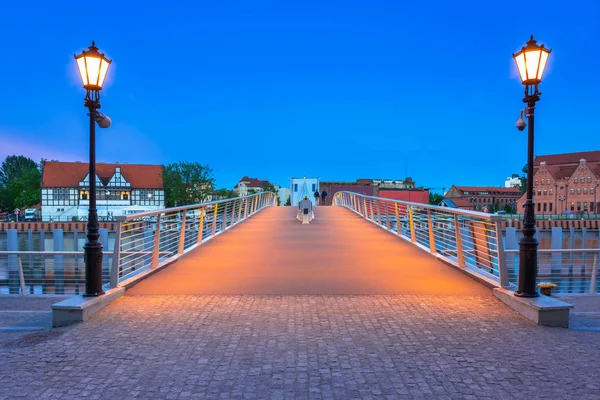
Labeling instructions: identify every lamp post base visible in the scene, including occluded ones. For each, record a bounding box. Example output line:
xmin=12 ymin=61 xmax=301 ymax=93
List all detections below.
xmin=514 ymin=236 xmax=539 ymax=298
xmin=83 ymin=241 xmax=105 ymax=297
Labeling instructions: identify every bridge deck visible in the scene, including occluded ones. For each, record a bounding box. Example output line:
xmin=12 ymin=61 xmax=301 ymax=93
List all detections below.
xmin=129 ymin=207 xmax=489 ymax=295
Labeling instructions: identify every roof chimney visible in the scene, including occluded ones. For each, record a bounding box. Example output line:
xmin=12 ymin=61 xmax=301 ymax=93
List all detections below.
xmin=540 ymin=161 xmax=546 ymax=165
xmin=580 ymin=158 xmax=586 ymax=164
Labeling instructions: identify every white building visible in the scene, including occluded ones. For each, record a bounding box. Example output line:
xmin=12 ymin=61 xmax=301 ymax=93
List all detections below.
xmin=41 ymin=161 xmax=165 ymax=221
xmin=290 ymin=177 xmax=320 ymax=207
xmin=505 ymin=176 xmax=521 ymax=188
xmin=233 ymin=176 xmax=273 ymax=196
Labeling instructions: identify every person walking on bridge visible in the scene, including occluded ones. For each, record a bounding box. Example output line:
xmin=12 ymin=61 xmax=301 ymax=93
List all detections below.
xmin=314 ymin=190 xmax=320 ymax=206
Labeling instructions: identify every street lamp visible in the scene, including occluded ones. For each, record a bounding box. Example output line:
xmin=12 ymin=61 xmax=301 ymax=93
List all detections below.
xmin=513 ymin=35 xmax=551 ymax=298
xmin=75 ymin=41 xmax=112 ymax=297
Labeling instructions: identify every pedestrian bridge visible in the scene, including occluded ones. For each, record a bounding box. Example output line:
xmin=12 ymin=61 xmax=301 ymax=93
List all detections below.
xmin=127 ymin=206 xmax=488 ymax=296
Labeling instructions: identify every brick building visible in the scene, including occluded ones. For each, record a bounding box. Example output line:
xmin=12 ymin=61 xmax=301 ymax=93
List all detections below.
xmin=444 ymin=186 xmax=522 ymax=212
xmin=319 ymin=178 xmax=426 ymax=205
xmin=516 ymin=151 xmax=600 ymax=215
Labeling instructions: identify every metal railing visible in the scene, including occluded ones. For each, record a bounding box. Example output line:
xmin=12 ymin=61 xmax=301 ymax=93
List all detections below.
xmin=505 ymin=249 xmax=599 ymax=294
xmin=0 ymin=193 xmax=277 ymax=295
xmin=111 ymin=192 xmax=277 ymax=287
xmin=0 ymin=251 xmax=112 ymax=295
xmin=333 ymin=191 xmax=509 ymax=288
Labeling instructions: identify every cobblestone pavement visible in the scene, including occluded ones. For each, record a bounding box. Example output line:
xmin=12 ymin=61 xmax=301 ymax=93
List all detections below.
xmin=2 ymin=294 xmax=600 ymax=399
xmin=0 ymin=296 xmax=68 ymax=346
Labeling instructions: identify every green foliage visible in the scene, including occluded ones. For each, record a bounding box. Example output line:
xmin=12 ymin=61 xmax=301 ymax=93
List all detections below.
xmin=284 ymin=196 xmax=291 ymax=206
xmin=0 ymin=155 xmax=41 ymax=211
xmin=163 ymin=161 xmax=215 ymax=207
xmin=215 ymin=188 xmax=238 ymax=200
xmin=428 ymin=193 xmax=444 ymax=205
xmin=503 ymin=204 xmax=514 ymax=214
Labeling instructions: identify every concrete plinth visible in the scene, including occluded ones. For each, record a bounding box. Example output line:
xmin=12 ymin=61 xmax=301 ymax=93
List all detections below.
xmin=51 ymin=287 xmax=125 ymax=327
xmin=493 ymin=287 xmax=573 ymax=328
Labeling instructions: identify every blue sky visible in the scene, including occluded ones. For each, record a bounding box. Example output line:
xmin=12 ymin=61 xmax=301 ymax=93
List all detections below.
xmin=1 ymin=1 xmax=598 ymax=192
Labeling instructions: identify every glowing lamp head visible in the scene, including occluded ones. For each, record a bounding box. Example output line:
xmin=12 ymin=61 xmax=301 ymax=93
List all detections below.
xmin=74 ymin=41 xmax=111 ymax=91
xmin=513 ymin=35 xmax=551 ymax=86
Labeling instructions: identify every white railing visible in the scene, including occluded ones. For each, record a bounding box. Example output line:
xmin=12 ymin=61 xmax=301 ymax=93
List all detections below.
xmin=111 ymin=192 xmax=277 ymax=287
xmin=504 ymin=249 xmax=599 ymax=294
xmin=333 ymin=191 xmax=509 ymax=288
xmin=0 ymin=251 xmax=112 ymax=295
xmin=0 ymin=192 xmax=277 ymax=295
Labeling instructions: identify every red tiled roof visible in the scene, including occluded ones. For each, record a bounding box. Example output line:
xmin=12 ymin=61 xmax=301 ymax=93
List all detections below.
xmin=42 ymin=161 xmax=163 ymax=189
xmin=235 ymin=176 xmax=271 ymax=189
xmin=534 ymin=150 xmax=600 ymax=166
xmin=454 ymin=186 xmax=522 ymax=194
xmin=448 ymin=198 xmax=474 ymax=208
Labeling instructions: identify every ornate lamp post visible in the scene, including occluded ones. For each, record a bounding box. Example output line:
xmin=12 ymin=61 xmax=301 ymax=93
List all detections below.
xmin=75 ymin=42 xmax=112 ymax=296
xmin=513 ymin=36 xmax=551 ymax=297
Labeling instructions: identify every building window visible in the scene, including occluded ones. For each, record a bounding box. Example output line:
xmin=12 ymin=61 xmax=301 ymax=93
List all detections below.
xmin=549 ymin=203 xmax=552 ymax=212
xmin=549 ymin=189 xmax=553 ymax=195
xmin=543 ymin=190 xmax=547 ymax=196
xmin=571 ymin=202 xmax=575 ymax=211
xmin=577 ymin=202 xmax=581 ymax=211
xmin=80 ymin=190 xmax=89 ymax=200
xmin=584 ymin=188 xmax=588 ymax=194
xmin=121 ymin=191 xmax=130 ymax=200
xmin=570 ymin=188 xmax=575 ymax=195
xmin=591 ymin=188 xmax=595 ymax=194
xmin=294 ymin=184 xmax=298 ymax=192
xmin=537 ymin=203 xmax=541 ymax=212
xmin=543 ymin=203 xmax=547 ymax=212
xmin=547 ymin=179 xmax=550 ymax=185
xmin=575 ymin=177 xmax=578 ymax=183
xmin=577 ymin=188 xmax=581 ymax=195
xmin=584 ymin=202 xmax=588 ymax=211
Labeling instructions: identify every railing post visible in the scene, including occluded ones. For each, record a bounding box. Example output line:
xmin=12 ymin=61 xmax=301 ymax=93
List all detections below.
xmin=394 ymin=202 xmax=400 ymax=236
xmin=590 ymin=253 xmax=598 ymax=295
xmin=408 ymin=206 xmax=417 ymax=244
xmin=196 ymin=208 xmax=205 ymax=244
xmin=494 ymin=219 xmax=510 ymax=288
xmin=17 ymin=256 xmax=26 ymax=295
xmin=454 ymin=214 xmax=465 ymax=268
xmin=212 ymin=203 xmax=219 ymax=236
xmin=110 ymin=217 xmax=125 ymax=288
xmin=427 ymin=210 xmax=436 ymax=255
xmin=178 ymin=211 xmax=187 ymax=255
xmin=363 ymin=198 xmax=367 ymax=218
xmin=376 ymin=200 xmax=382 ymax=226
xmin=244 ymin=197 xmax=249 ymax=219
xmin=151 ymin=214 xmax=162 ymax=268
xmin=237 ymin=199 xmax=243 ymax=223
xmin=385 ymin=202 xmax=391 ymax=230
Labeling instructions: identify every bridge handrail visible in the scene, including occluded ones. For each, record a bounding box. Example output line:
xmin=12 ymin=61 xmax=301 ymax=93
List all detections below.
xmin=333 ymin=191 xmax=510 ymax=289
xmin=111 ymin=192 xmax=277 ymax=288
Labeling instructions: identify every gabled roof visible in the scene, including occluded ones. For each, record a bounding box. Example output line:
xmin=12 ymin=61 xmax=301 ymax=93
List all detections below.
xmin=235 ymin=176 xmax=271 ymax=189
xmin=534 ymin=150 xmax=600 ymax=166
xmin=453 ymin=186 xmax=522 ymax=194
xmin=42 ymin=161 xmax=163 ymax=189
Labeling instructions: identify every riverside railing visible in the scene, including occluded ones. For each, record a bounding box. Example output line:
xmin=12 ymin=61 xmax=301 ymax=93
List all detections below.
xmin=333 ymin=191 xmax=509 ymax=288
xmin=0 ymin=192 xmax=277 ymax=295
xmin=334 ymin=191 xmax=600 ymax=295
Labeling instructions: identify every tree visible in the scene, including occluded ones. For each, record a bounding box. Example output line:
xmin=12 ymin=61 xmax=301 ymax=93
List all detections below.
xmin=428 ymin=193 xmax=444 ymax=205
xmin=518 ymin=164 xmax=528 ymax=194
xmin=214 ymin=188 xmax=238 ymax=200
xmin=284 ymin=196 xmax=291 ymax=206
xmin=0 ymin=155 xmax=41 ymax=212
xmin=163 ymin=161 xmax=215 ymax=207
